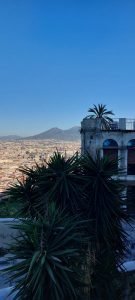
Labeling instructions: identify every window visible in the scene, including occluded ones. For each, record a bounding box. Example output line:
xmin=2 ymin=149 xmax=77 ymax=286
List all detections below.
xmin=103 ymin=139 xmax=118 ymax=163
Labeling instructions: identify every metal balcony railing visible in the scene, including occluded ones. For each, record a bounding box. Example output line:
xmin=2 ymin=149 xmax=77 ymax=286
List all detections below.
xmin=82 ymin=117 xmax=135 ymax=131
xmin=108 ymin=118 xmax=135 ymax=131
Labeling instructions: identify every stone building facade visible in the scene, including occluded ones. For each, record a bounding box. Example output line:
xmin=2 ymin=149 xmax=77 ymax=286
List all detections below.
xmin=81 ymin=117 xmax=135 ymax=215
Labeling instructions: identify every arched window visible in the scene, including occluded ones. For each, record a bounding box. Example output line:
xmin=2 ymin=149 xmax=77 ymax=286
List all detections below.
xmin=103 ymin=139 xmax=118 ymax=164
xmin=103 ymin=139 xmax=118 ymax=148
xmin=127 ymin=139 xmax=135 ymax=175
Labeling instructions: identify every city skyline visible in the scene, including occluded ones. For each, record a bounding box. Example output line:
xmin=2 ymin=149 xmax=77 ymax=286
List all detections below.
xmin=0 ymin=1 xmax=135 ymax=135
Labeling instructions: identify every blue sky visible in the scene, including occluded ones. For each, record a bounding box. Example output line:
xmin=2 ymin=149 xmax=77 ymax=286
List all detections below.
xmin=0 ymin=0 xmax=135 ymax=136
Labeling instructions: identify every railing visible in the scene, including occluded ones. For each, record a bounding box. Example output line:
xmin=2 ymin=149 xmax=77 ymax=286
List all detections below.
xmin=109 ymin=118 xmax=135 ymax=131
xmin=82 ymin=117 xmax=135 ymax=131
xmin=126 ymin=119 xmax=135 ymax=130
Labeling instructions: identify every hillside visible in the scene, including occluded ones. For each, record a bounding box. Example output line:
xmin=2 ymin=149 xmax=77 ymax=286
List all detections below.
xmin=25 ymin=126 xmax=80 ymax=141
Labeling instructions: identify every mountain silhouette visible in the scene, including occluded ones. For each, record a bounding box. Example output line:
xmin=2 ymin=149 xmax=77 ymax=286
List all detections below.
xmin=25 ymin=126 xmax=80 ymax=141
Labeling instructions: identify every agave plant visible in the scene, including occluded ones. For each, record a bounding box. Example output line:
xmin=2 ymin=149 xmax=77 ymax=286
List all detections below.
xmin=4 ymin=204 xmax=88 ymax=300
xmin=87 ymin=104 xmax=114 ymax=129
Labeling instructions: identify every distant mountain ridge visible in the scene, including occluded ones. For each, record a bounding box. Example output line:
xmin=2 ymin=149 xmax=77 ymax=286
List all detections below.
xmin=0 ymin=135 xmax=21 ymax=141
xmin=25 ymin=126 xmax=80 ymax=141
xmin=0 ymin=126 xmax=81 ymax=141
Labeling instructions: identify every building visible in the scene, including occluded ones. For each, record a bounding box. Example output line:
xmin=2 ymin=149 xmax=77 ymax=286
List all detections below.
xmin=81 ymin=117 xmax=135 ymax=215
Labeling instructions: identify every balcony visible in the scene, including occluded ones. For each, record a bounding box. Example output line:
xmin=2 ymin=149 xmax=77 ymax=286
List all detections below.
xmin=81 ymin=117 xmax=135 ymax=132
xmin=106 ymin=118 xmax=135 ymax=131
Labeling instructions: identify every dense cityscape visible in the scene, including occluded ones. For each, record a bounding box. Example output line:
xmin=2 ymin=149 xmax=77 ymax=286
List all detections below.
xmin=0 ymin=140 xmax=80 ymax=193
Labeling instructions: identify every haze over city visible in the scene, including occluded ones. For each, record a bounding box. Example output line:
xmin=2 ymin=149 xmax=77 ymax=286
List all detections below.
xmin=0 ymin=1 xmax=135 ymax=136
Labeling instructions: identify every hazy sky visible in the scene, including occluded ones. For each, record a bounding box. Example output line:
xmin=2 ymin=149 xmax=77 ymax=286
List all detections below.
xmin=0 ymin=0 xmax=135 ymax=136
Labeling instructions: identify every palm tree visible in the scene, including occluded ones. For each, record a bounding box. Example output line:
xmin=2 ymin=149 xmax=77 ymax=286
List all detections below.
xmin=87 ymin=104 xmax=114 ymax=129
xmin=5 ymin=204 xmax=87 ymax=300
xmin=5 ymin=164 xmax=46 ymax=218
xmin=81 ymin=152 xmax=129 ymax=299
xmin=5 ymin=152 xmax=84 ymax=218
xmin=4 ymin=151 xmax=129 ymax=299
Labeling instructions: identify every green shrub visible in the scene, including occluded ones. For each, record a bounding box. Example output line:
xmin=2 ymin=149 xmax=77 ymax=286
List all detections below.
xmin=5 ymin=204 xmax=88 ymax=300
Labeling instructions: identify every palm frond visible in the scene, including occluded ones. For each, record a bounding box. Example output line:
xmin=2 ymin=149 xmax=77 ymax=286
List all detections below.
xmin=88 ymin=104 xmax=114 ymax=129
xmin=3 ymin=205 xmax=88 ymax=300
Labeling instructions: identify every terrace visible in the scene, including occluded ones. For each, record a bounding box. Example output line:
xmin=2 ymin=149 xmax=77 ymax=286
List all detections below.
xmin=106 ymin=118 xmax=135 ymax=131
xmin=81 ymin=117 xmax=135 ymax=132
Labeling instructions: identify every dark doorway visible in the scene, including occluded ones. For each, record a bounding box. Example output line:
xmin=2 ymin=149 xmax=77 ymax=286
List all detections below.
xmin=103 ymin=139 xmax=118 ymax=167
xmin=127 ymin=140 xmax=135 ymax=175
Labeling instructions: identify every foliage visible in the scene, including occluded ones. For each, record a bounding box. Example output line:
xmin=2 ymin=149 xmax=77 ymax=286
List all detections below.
xmin=4 ymin=204 xmax=88 ymax=300
xmin=0 ymin=199 xmax=22 ymax=217
xmin=5 ymin=152 xmax=84 ymax=218
xmin=110 ymin=271 xmax=135 ymax=300
xmin=4 ymin=150 xmax=129 ymax=299
xmin=81 ymin=152 xmax=129 ymax=299
xmin=4 ymin=164 xmax=48 ymax=218
xmin=41 ymin=152 xmax=83 ymax=213
xmin=5 ymin=176 xmax=40 ymax=218
xmin=87 ymin=104 xmax=114 ymax=129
